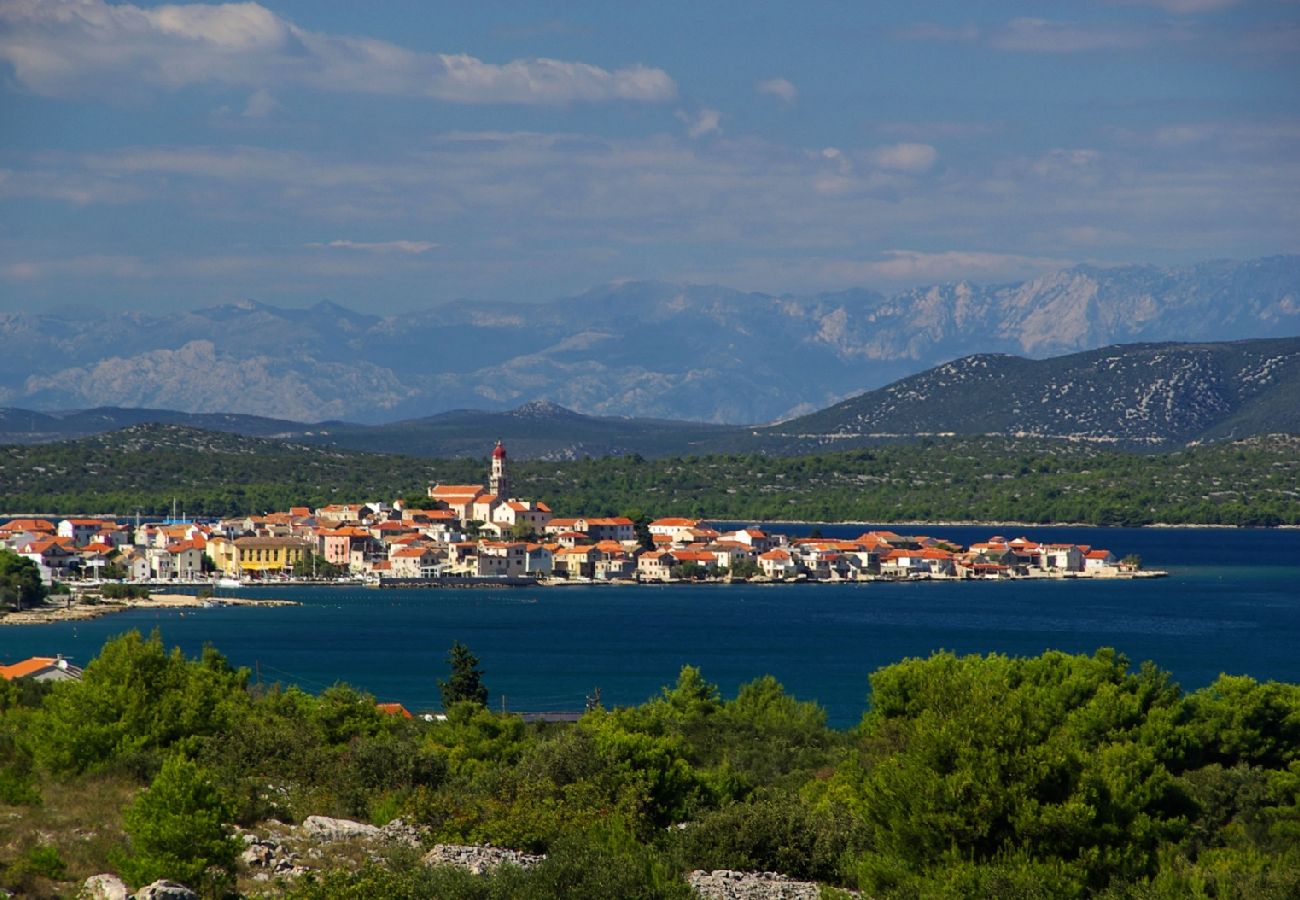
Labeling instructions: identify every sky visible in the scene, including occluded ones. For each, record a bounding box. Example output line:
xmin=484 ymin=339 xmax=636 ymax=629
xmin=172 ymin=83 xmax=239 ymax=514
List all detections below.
xmin=1 ymin=0 xmax=1298 ymax=314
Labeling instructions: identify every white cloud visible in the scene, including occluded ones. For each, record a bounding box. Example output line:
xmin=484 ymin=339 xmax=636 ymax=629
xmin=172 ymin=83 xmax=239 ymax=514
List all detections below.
xmin=992 ymin=18 xmax=1158 ymax=52
xmin=756 ymin=77 xmax=798 ymax=105
xmin=897 ymin=16 xmax=1201 ymax=54
xmin=892 ymin=23 xmax=981 ymax=43
xmin=1110 ymin=0 xmax=1243 ymax=13
xmin=871 ymin=143 xmax=938 ymax=173
xmin=853 ymin=250 xmax=1073 ymax=282
xmin=10 ymin=124 xmax=1300 ymax=301
xmin=0 ymin=0 xmax=677 ymax=104
xmin=311 ymin=239 xmax=439 ymax=254
xmin=242 ymin=88 xmax=277 ymax=118
xmin=677 ymin=108 xmax=722 ymax=139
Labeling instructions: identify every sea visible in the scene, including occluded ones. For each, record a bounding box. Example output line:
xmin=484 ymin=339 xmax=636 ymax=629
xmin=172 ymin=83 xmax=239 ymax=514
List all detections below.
xmin=3 ymin=525 xmax=1297 ymax=728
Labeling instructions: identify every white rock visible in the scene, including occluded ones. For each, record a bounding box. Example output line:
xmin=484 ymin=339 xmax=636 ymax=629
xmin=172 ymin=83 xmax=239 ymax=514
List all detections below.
xmin=134 ymin=881 xmax=198 ymax=900
xmin=300 ymin=815 xmax=380 ymax=842
xmin=80 ymin=874 xmax=131 ymax=900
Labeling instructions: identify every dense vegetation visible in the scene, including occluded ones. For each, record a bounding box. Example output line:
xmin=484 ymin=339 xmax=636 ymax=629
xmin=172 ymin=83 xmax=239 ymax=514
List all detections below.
xmin=1 ymin=426 xmax=1297 ymax=525
xmin=2 ymin=632 xmax=1298 ymax=897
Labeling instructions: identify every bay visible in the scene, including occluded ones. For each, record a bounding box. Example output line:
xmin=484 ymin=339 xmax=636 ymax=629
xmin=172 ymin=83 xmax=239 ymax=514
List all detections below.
xmin=2 ymin=525 xmax=1297 ymax=727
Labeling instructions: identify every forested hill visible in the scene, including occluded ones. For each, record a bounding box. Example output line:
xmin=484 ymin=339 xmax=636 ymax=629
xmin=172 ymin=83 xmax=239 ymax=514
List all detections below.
xmin=2 ymin=424 xmax=1297 ymax=525
xmin=767 ymin=336 xmax=1300 ymax=448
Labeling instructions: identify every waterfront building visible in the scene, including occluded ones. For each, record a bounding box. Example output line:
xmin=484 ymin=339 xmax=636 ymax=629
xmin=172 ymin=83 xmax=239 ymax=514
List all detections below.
xmin=233 ymin=536 xmax=310 ymax=576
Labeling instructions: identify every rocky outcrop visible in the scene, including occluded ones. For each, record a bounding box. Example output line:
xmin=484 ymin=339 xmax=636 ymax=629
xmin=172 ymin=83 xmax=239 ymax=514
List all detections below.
xmin=240 ymin=832 xmax=309 ymax=881
xmin=80 ymin=874 xmax=130 ymax=900
xmin=299 ymin=815 xmax=381 ymax=842
xmin=687 ymin=870 xmax=823 ymax=900
xmin=422 ymin=844 xmax=545 ymax=874
xmin=134 ymin=882 xmax=197 ymax=900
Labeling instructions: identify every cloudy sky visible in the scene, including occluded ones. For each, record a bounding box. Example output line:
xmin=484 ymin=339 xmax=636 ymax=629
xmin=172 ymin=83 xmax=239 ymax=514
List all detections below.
xmin=1 ymin=0 xmax=1297 ymax=313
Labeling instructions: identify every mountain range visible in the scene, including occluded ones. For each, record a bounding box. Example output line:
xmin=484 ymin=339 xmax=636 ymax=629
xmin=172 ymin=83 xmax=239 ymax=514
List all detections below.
xmin=2 ymin=337 xmax=1296 ymax=457
xmin=3 ymin=256 xmax=1298 ymax=424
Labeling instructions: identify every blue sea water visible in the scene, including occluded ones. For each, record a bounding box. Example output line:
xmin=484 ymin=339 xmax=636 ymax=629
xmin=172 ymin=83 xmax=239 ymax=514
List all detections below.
xmin=2 ymin=526 xmax=1297 ymax=727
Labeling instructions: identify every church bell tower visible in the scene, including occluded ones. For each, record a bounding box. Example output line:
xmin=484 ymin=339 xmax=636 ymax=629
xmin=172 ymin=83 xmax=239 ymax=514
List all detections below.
xmin=490 ymin=439 xmax=508 ymax=498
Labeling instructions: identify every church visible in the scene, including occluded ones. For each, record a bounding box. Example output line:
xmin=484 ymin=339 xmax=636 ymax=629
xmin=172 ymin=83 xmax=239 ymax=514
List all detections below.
xmin=427 ymin=440 xmax=552 ymax=534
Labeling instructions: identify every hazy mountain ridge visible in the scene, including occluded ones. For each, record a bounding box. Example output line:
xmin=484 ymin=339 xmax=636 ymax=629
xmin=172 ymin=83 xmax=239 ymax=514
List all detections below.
xmin=4 ymin=256 xmax=1298 ymax=424
xmin=3 ymin=337 xmax=1297 ymax=457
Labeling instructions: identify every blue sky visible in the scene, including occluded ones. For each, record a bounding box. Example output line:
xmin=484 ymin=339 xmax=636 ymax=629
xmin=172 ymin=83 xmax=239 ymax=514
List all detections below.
xmin=1 ymin=0 xmax=1297 ymax=313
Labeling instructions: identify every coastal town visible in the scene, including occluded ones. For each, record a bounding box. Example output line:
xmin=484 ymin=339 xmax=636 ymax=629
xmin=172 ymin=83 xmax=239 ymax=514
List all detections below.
xmin=1 ymin=441 xmax=1152 ymax=593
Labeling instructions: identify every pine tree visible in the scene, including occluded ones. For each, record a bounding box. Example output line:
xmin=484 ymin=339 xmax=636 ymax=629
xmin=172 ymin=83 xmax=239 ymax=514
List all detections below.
xmin=438 ymin=641 xmax=488 ymax=709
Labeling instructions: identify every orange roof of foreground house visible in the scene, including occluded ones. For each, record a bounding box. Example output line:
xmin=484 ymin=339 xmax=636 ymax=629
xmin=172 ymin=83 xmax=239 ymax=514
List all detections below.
xmin=1 ymin=656 xmax=81 ymax=680
xmin=376 ymin=702 xmax=413 ymax=718
xmin=759 ymin=549 xmax=792 ymax=561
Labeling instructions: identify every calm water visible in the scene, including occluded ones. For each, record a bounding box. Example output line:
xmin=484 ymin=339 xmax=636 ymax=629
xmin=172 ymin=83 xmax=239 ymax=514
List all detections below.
xmin=3 ymin=526 xmax=1297 ymax=727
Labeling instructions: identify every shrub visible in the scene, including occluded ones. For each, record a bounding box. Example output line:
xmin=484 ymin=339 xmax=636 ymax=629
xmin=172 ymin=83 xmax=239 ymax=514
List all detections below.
xmin=116 ymin=755 xmax=239 ymax=892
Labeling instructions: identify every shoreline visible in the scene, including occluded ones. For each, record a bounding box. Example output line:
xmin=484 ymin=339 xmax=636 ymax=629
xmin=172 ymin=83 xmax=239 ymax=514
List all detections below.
xmin=727 ymin=519 xmax=1296 ymax=529
xmin=0 ymin=593 xmax=299 ymax=626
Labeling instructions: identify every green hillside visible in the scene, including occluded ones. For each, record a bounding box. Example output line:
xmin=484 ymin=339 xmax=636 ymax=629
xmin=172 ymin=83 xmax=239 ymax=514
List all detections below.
xmin=2 ymin=425 xmax=1297 ymax=525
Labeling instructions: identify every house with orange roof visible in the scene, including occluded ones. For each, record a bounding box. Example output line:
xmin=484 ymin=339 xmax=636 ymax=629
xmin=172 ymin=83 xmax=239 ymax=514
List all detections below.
xmin=705 ymin=541 xmax=757 ymax=569
xmin=719 ymin=527 xmax=781 ymax=553
xmin=0 ymin=655 xmax=82 ymax=682
xmin=1083 ymin=549 xmax=1117 ymax=572
xmin=161 ymin=540 xmax=205 ymax=580
xmin=757 ymin=548 xmax=798 ymax=579
xmin=544 ymin=517 xmax=587 ymax=535
xmin=0 ymin=518 xmax=56 ymax=538
xmin=477 ymin=542 xmax=529 ymax=578
xmin=584 ymin=517 xmax=634 ymax=542
xmin=672 ymin=549 xmax=719 ymax=573
xmin=521 ymin=543 xmax=553 ymax=576
xmin=389 ymin=546 xmax=445 ymax=579
xmin=492 ymin=499 xmax=553 ymax=533
xmin=376 ymin=702 xmax=413 ymax=719
xmin=594 ymin=551 xmax=634 ymax=581
xmin=880 ymin=548 xmax=927 ymax=578
xmin=17 ymin=538 xmax=78 ymax=583
xmin=553 ymin=545 xmax=599 ymax=579
xmin=58 ymin=518 xmax=114 ymax=546
xmin=636 ymin=549 xmax=674 ymax=581
xmin=648 ymin=517 xmax=699 ymax=536
xmin=1043 ymin=544 xmax=1084 ymax=572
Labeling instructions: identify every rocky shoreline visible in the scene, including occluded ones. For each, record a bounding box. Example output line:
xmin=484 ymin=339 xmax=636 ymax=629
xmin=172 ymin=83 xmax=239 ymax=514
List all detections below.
xmin=0 ymin=593 xmax=298 ymax=626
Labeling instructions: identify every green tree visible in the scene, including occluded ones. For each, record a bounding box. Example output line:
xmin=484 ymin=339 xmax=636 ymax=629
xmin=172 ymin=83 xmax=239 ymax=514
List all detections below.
xmin=117 ymin=754 xmax=240 ymax=892
xmin=0 ymin=549 xmax=46 ymax=611
xmin=291 ymin=550 xmax=346 ymax=579
xmin=439 ymin=641 xmax=488 ymax=709
xmin=35 ymin=630 xmax=249 ymax=774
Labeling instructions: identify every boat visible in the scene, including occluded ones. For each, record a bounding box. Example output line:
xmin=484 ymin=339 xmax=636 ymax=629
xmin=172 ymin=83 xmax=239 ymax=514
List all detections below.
xmin=215 ymin=577 xmax=243 ymax=589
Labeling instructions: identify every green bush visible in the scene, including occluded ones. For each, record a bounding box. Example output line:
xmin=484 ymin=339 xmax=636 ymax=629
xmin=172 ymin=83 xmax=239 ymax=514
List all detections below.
xmin=3 ymin=844 xmax=68 ymax=894
xmin=116 ymin=754 xmax=239 ymax=892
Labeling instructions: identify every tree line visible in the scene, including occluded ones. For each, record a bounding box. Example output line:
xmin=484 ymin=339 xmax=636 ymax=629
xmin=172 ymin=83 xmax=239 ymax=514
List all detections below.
xmin=1 ymin=429 xmax=1297 ymax=525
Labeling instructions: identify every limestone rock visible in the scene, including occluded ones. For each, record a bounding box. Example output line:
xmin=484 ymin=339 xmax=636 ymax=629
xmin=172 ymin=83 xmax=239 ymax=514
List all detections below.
xmin=377 ymin=817 xmax=428 ymax=847
xmin=687 ymin=869 xmax=823 ymax=900
xmin=422 ymin=844 xmax=545 ymax=875
xmin=81 ymin=874 xmax=131 ymax=900
xmin=300 ymin=815 xmax=380 ymax=842
xmin=134 ymin=881 xmax=198 ymax=900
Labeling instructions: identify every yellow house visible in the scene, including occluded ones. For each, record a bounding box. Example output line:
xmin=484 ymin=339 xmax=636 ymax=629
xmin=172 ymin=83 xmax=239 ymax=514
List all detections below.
xmin=205 ymin=535 xmax=240 ymax=576
xmin=234 ymin=537 xmax=310 ymax=576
